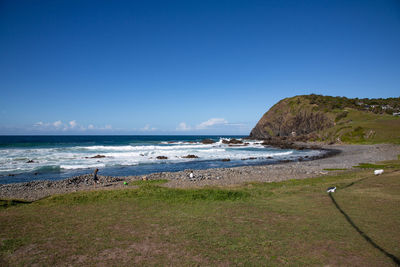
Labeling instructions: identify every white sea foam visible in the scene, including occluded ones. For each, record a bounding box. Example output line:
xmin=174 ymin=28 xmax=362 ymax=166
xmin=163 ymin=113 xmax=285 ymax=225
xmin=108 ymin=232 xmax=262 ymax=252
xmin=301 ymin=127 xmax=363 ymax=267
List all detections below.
xmin=60 ymin=163 xmax=106 ymax=170
xmin=0 ymin=139 xmax=321 ymax=174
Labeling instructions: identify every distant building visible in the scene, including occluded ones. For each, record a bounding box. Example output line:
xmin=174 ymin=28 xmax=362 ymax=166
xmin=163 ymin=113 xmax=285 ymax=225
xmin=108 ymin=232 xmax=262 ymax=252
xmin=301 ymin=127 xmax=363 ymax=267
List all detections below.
xmin=393 ymin=112 xmax=400 ymax=116
xmin=382 ymin=105 xmax=392 ymax=110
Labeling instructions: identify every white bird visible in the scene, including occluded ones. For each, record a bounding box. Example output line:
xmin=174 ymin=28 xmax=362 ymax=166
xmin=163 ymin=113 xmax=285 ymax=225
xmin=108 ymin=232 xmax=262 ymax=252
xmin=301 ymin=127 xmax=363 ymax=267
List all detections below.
xmin=327 ymin=186 xmax=336 ymax=193
xmin=189 ymin=172 xmax=194 ymax=179
xmin=374 ymin=169 xmax=384 ymax=175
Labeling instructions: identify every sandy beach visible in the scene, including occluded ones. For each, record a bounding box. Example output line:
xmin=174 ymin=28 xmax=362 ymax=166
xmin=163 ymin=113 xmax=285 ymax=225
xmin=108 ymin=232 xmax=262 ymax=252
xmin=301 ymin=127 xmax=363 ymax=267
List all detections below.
xmin=1 ymin=143 xmax=399 ymax=201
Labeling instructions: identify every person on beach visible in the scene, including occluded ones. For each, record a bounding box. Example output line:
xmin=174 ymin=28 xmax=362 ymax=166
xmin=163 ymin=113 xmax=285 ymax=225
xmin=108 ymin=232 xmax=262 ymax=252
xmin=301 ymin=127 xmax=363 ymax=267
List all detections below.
xmin=93 ymin=168 xmax=99 ymax=185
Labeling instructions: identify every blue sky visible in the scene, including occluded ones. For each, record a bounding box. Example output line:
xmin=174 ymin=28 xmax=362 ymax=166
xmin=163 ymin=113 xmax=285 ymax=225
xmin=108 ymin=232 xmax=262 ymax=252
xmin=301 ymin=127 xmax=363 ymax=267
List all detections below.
xmin=1 ymin=0 xmax=399 ymax=135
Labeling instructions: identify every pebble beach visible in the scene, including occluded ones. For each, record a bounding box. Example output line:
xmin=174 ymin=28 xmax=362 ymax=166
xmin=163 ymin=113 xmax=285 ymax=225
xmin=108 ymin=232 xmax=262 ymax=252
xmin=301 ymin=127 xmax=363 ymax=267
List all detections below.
xmin=1 ymin=143 xmax=399 ymax=201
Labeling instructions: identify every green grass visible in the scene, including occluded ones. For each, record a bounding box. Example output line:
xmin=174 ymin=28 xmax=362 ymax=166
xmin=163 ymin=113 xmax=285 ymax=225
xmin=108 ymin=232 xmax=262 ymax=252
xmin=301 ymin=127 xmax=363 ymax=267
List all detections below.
xmin=1 ymin=160 xmax=400 ymax=266
xmin=128 ymin=179 xmax=168 ymax=186
xmin=0 ymin=199 xmax=32 ymax=209
xmin=322 ymin=108 xmax=400 ymax=144
xmin=354 ymin=163 xmax=388 ymax=169
xmin=40 ymin=185 xmax=249 ymax=206
xmin=354 ymin=162 xmax=400 ymax=169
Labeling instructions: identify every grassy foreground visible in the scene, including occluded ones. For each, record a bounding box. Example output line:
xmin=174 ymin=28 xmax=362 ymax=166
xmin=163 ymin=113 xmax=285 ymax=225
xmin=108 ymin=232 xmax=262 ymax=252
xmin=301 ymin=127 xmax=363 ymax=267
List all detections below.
xmin=1 ymin=162 xmax=400 ymax=266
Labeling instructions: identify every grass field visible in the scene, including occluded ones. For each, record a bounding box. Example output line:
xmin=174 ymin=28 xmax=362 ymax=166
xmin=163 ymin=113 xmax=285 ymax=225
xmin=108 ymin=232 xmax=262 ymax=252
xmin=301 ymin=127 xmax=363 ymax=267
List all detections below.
xmin=1 ymin=160 xmax=400 ymax=266
xmin=322 ymin=108 xmax=400 ymax=144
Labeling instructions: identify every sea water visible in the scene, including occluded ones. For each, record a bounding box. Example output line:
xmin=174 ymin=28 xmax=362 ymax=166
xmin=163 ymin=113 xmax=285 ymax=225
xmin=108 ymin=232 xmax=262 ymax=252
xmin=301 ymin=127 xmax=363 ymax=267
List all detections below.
xmin=0 ymin=135 xmax=323 ymax=184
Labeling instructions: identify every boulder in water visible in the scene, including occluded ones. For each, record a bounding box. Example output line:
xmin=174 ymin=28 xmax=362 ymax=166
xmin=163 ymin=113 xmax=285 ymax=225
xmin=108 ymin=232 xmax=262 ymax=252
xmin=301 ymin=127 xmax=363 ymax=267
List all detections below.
xmin=182 ymin=154 xmax=199 ymax=159
xmin=201 ymin=139 xmax=215 ymax=144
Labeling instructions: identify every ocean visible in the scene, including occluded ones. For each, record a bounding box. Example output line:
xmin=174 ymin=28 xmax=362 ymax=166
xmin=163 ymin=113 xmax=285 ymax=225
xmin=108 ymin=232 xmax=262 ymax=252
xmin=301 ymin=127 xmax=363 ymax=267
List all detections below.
xmin=0 ymin=135 xmax=322 ymax=184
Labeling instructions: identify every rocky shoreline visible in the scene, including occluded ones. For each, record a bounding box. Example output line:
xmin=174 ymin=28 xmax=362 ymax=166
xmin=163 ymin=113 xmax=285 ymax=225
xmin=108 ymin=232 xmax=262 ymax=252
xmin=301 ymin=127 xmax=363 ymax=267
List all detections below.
xmin=1 ymin=144 xmax=399 ymax=201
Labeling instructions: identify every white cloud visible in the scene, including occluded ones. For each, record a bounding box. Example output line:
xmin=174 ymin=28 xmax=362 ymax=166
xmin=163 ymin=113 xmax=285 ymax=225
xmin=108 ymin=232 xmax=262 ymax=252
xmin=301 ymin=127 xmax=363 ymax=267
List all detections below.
xmin=31 ymin=120 xmax=107 ymax=131
xmin=34 ymin=121 xmax=50 ymax=127
xmin=69 ymin=120 xmax=77 ymax=128
xmin=196 ymin=118 xmax=228 ymax=129
xmin=141 ymin=124 xmax=157 ymax=131
xmin=176 ymin=122 xmax=191 ymax=131
xmin=53 ymin=120 xmax=63 ymax=128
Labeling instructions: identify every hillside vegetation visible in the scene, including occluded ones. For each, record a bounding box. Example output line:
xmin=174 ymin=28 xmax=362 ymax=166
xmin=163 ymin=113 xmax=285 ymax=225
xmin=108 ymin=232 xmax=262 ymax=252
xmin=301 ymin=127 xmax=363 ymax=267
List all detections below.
xmin=249 ymin=94 xmax=400 ymax=144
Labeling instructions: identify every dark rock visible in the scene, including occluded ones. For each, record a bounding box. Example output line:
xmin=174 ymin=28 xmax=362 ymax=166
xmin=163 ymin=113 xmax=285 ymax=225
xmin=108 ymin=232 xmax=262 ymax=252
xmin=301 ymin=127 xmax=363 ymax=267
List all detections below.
xmin=222 ymin=138 xmax=243 ymax=145
xmin=201 ymin=139 xmax=215 ymax=144
xmin=26 ymin=160 xmax=35 ymax=163
xmin=262 ymin=137 xmax=295 ymax=149
xmin=182 ymin=154 xmax=199 ymax=159
xmin=221 ymin=158 xmax=231 ymax=162
xmin=86 ymin=154 xmax=106 ymax=159
xmin=156 ymin=156 xmax=168 ymax=160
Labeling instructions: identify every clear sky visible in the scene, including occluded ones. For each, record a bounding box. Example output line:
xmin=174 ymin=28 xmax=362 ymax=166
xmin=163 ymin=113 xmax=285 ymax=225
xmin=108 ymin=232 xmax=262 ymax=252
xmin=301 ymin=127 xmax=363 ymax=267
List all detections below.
xmin=1 ymin=0 xmax=399 ymax=135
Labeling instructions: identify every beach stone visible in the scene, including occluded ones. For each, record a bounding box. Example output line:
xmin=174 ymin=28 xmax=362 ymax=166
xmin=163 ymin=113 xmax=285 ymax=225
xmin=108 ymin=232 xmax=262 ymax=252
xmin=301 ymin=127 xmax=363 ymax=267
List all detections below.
xmin=222 ymin=138 xmax=243 ymax=145
xmin=201 ymin=139 xmax=215 ymax=144
xmin=182 ymin=154 xmax=199 ymax=159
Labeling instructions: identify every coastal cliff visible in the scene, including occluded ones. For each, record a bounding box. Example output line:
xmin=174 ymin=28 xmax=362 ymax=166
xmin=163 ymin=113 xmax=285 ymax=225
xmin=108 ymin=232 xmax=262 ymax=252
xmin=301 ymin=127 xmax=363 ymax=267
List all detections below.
xmin=249 ymin=96 xmax=333 ymax=139
xmin=249 ymin=94 xmax=400 ymax=144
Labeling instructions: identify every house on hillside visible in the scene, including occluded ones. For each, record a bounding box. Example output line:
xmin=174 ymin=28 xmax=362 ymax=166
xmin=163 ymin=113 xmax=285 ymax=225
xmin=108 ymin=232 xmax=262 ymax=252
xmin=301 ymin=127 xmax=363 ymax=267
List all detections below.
xmin=382 ymin=105 xmax=393 ymax=110
xmin=393 ymin=112 xmax=400 ymax=116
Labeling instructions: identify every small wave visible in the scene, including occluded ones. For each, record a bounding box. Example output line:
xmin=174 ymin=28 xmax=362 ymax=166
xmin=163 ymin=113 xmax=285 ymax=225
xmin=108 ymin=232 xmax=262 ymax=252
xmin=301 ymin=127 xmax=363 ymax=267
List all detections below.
xmin=34 ymin=165 xmax=61 ymax=173
xmin=61 ymin=163 xmax=106 ymax=170
xmin=160 ymin=141 xmax=201 ymax=145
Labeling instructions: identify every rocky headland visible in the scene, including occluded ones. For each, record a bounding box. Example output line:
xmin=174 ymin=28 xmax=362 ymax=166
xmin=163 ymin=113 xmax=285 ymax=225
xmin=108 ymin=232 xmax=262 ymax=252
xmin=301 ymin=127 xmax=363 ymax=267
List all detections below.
xmin=249 ymin=94 xmax=400 ymax=144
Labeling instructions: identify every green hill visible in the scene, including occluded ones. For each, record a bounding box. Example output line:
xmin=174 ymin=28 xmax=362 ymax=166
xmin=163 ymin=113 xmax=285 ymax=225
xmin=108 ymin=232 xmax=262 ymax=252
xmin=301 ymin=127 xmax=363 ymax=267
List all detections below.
xmin=249 ymin=94 xmax=400 ymax=144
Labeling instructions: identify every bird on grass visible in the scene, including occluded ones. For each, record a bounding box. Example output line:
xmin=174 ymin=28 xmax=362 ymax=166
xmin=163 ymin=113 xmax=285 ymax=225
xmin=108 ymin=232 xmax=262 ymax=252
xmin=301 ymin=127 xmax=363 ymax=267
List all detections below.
xmin=326 ymin=186 xmax=336 ymax=193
